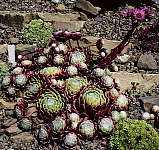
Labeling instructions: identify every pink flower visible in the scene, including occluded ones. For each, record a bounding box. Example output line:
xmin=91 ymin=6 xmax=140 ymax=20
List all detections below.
xmin=133 ymin=9 xmax=145 ymax=20
xmin=142 ymin=7 xmax=155 ymax=18
xmin=121 ymin=9 xmax=133 ymax=17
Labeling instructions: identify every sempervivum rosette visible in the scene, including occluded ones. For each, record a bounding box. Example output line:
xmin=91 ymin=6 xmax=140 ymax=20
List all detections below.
xmin=37 ymin=90 xmax=64 ymax=117
xmin=77 ymin=85 xmax=108 ymax=117
xmin=39 ymin=66 xmax=63 ymax=78
xmin=65 ymin=76 xmax=88 ymax=97
xmin=79 ymin=119 xmax=95 ymax=138
xmin=98 ymin=117 xmax=114 ymax=134
xmin=1 ymin=75 xmax=12 ymax=88
xmin=18 ymin=117 xmax=32 ymax=131
xmin=14 ymin=74 xmax=27 ymax=87
xmin=52 ymin=116 xmax=66 ymax=133
xmin=24 ymin=77 xmax=42 ymax=99
xmin=63 ymin=132 xmax=78 ymax=148
xmin=114 ymin=94 xmax=129 ymax=110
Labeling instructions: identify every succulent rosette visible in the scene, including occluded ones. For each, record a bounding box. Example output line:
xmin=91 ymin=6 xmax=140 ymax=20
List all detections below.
xmin=79 ymin=119 xmax=95 ymax=138
xmin=37 ymin=90 xmax=65 ymax=117
xmin=77 ymin=85 xmax=109 ymax=117
xmin=98 ymin=117 xmax=114 ymax=134
xmin=63 ymin=132 xmax=78 ymax=148
xmin=1 ymin=28 xmax=136 ymax=146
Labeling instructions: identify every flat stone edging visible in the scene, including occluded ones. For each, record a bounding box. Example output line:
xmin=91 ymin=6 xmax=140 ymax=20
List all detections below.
xmin=111 ymin=71 xmax=159 ymax=92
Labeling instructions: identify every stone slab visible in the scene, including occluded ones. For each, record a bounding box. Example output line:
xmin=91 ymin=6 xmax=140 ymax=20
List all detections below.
xmin=111 ymin=71 xmax=159 ymax=92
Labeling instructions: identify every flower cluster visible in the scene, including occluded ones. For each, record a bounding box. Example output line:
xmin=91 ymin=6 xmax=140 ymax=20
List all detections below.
xmin=122 ymin=7 xmax=154 ymax=21
xmin=53 ymin=31 xmax=82 ymax=42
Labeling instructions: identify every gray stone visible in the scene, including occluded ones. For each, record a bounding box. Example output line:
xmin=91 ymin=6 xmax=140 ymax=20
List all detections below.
xmin=137 ymin=54 xmax=158 ymax=70
xmin=9 ymin=38 xmax=19 ymax=44
xmin=2 ymin=118 xmax=17 ymax=128
xmin=111 ymin=71 xmax=159 ymax=92
xmin=10 ymin=132 xmax=34 ymax=143
xmin=16 ymin=44 xmax=36 ymax=57
xmin=76 ymin=0 xmax=99 ymax=16
xmin=0 ymin=12 xmax=38 ymax=28
xmin=53 ymin=20 xmax=85 ymax=32
xmin=0 ymin=44 xmax=7 ymax=54
xmin=0 ymin=24 xmax=9 ymax=30
xmin=79 ymin=12 xmax=88 ymax=21
xmin=6 ymin=124 xmax=21 ymax=134
xmin=38 ymin=13 xmax=80 ymax=22
xmin=117 ymin=54 xmax=131 ymax=64
xmin=56 ymin=4 xmax=66 ymax=11
xmin=139 ymin=95 xmax=159 ymax=112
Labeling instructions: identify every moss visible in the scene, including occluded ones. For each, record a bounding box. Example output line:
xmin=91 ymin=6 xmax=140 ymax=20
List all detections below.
xmin=21 ymin=19 xmax=53 ymax=45
xmin=108 ymin=118 xmax=159 ymax=150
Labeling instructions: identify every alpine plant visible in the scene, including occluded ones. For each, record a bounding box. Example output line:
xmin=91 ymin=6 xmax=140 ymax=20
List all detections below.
xmin=0 ymin=6 xmax=155 ymax=148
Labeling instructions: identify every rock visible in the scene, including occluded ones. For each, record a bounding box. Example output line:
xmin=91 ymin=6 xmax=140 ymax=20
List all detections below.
xmin=56 ymin=4 xmax=66 ymax=11
xmin=111 ymin=71 xmax=159 ymax=92
xmin=76 ymin=0 xmax=99 ymax=16
xmin=38 ymin=13 xmax=85 ymax=32
xmin=65 ymin=0 xmax=77 ymax=4
xmin=95 ymin=17 xmax=103 ymax=22
xmin=0 ymin=44 xmax=7 ymax=54
xmin=53 ymin=20 xmax=85 ymax=32
xmin=0 ymin=24 xmax=9 ymax=30
xmin=0 ymin=98 xmax=16 ymax=109
xmin=117 ymin=54 xmax=131 ymax=64
xmin=51 ymin=0 xmax=61 ymax=3
xmin=38 ymin=13 xmax=80 ymax=22
xmin=6 ymin=124 xmax=21 ymax=134
xmin=137 ymin=54 xmax=157 ymax=70
xmin=139 ymin=95 xmax=159 ymax=112
xmin=10 ymin=132 xmax=34 ymax=143
xmin=95 ymin=7 xmax=101 ymax=12
xmin=9 ymin=38 xmax=19 ymax=44
xmin=16 ymin=44 xmax=36 ymax=57
xmin=27 ymin=103 xmax=37 ymax=117
xmin=0 ymin=12 xmax=38 ymax=28
xmin=79 ymin=12 xmax=88 ymax=21
xmin=2 ymin=118 xmax=17 ymax=128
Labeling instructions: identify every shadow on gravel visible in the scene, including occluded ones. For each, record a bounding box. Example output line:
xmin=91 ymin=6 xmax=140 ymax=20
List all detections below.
xmin=88 ymin=0 xmax=156 ymax=11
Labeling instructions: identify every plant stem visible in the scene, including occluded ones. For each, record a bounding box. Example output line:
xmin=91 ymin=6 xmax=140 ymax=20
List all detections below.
xmin=97 ymin=26 xmax=136 ymax=68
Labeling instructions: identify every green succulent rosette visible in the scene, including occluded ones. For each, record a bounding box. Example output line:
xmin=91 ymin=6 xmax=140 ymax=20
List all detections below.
xmin=81 ymin=86 xmax=107 ymax=107
xmin=40 ymin=67 xmax=62 ymax=77
xmin=70 ymin=51 xmax=86 ymax=65
xmin=38 ymin=90 xmax=64 ymax=114
xmin=24 ymin=78 xmax=42 ymax=98
xmin=66 ymin=76 xmax=88 ymax=95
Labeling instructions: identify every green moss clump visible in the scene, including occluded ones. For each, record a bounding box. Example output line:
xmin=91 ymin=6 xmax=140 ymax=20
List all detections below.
xmin=108 ymin=118 xmax=159 ymax=150
xmin=0 ymin=61 xmax=9 ymax=81
xmin=21 ymin=19 xmax=53 ymax=45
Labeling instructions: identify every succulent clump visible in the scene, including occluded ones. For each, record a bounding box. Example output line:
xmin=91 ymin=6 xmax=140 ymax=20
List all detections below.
xmin=0 ymin=61 xmax=9 ymax=81
xmin=52 ymin=116 xmax=66 ymax=132
xmin=98 ymin=117 xmax=114 ymax=133
xmin=66 ymin=76 xmax=88 ymax=95
xmin=14 ymin=74 xmax=27 ymax=87
xmin=80 ymin=86 xmax=107 ymax=108
xmin=70 ymin=51 xmax=86 ymax=65
xmin=63 ymin=132 xmax=78 ymax=147
xmin=24 ymin=78 xmax=42 ymax=98
xmin=40 ymin=67 xmax=62 ymax=77
xmin=38 ymin=90 xmax=64 ymax=115
xmin=21 ymin=19 xmax=53 ymax=45
xmin=79 ymin=120 xmax=95 ymax=137
xmin=108 ymin=118 xmax=159 ymax=150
